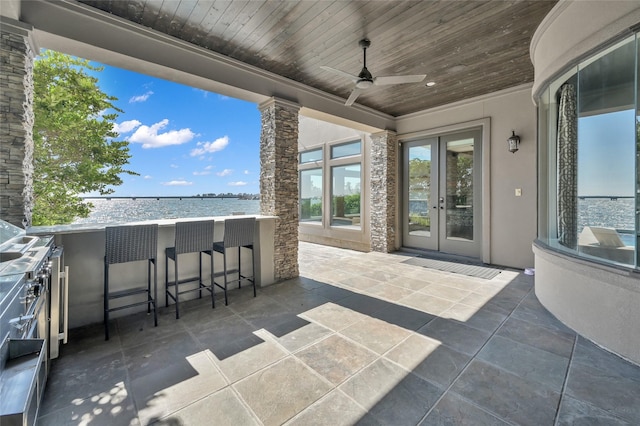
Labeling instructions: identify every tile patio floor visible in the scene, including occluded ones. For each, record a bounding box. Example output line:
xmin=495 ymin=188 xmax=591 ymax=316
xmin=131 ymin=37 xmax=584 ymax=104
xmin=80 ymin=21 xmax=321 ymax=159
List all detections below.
xmin=38 ymin=242 xmax=640 ymax=425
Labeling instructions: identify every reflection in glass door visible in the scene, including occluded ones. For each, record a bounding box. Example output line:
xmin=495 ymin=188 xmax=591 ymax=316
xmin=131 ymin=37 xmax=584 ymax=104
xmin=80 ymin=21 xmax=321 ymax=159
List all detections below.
xmin=403 ymin=129 xmax=482 ymax=258
xmin=404 ymin=138 xmax=438 ymax=250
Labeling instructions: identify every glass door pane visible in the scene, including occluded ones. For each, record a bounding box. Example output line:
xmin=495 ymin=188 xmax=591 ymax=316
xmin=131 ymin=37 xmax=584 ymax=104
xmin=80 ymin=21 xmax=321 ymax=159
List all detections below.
xmin=439 ymin=129 xmax=482 ymax=258
xmin=444 ymin=138 xmax=474 ymax=241
xmin=403 ymin=139 xmax=438 ymax=250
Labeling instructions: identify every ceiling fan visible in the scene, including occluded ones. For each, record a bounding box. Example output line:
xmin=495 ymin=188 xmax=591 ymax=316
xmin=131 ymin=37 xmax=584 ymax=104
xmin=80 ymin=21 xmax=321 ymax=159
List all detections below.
xmin=321 ymin=39 xmax=427 ymax=106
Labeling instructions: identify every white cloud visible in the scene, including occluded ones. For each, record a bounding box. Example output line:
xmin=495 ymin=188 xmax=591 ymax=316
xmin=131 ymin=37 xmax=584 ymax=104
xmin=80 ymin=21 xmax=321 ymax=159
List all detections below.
xmin=193 ymin=170 xmax=211 ymax=176
xmin=228 ymin=181 xmax=248 ymax=187
xmin=113 ymin=120 xmax=142 ymax=134
xmin=204 ymin=165 xmax=213 ymax=170
xmin=244 ymin=170 xmax=250 ymax=175
xmin=218 ymin=94 xmax=230 ymax=101
xmin=129 ymin=91 xmax=154 ymax=103
xmin=216 ymin=169 xmax=233 ymax=177
xmin=190 ymin=136 xmax=229 ymax=156
xmin=143 ymin=175 xmax=152 ymax=179
xmin=162 ymin=180 xmax=193 ymax=186
xmin=129 ymin=119 xmax=195 ymax=148
xmin=170 ymin=164 xmax=179 ymax=169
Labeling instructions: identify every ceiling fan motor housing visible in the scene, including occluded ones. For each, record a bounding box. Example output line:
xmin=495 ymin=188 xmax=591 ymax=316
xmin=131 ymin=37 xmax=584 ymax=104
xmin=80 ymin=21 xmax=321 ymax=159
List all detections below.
xmin=357 ymin=66 xmax=374 ymax=88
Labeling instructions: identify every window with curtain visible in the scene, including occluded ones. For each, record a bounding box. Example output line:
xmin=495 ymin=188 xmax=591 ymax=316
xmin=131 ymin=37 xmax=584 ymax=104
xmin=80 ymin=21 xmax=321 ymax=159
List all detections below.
xmin=539 ymin=35 xmax=638 ymax=267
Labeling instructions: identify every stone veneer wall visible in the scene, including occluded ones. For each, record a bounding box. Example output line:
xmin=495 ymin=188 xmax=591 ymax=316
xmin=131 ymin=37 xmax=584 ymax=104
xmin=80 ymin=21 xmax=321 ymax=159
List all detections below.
xmin=370 ymin=130 xmax=398 ymax=253
xmin=0 ymin=18 xmax=36 ymax=227
xmin=259 ymin=98 xmax=300 ymax=281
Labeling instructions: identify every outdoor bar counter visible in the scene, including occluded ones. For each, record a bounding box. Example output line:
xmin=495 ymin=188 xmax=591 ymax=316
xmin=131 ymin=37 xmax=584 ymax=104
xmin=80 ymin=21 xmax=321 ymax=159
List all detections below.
xmin=28 ymin=215 xmax=277 ymax=329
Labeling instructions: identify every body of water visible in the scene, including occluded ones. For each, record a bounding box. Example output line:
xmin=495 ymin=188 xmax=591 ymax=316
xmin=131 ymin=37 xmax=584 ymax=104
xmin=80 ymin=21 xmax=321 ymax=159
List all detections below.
xmin=73 ymin=198 xmax=261 ymax=225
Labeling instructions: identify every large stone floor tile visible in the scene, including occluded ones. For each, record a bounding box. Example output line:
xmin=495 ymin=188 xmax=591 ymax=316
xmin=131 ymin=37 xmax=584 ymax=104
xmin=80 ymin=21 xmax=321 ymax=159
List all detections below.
xmin=388 ymin=274 xmax=433 ymax=290
xmin=419 ymin=283 xmax=473 ymax=302
xmin=122 ymin=331 xmax=201 ymax=381
xmin=300 ymin=302 xmax=368 ymax=331
xmin=117 ymin=310 xmax=188 ymax=350
xmin=371 ymin=302 xmax=435 ymax=331
xmin=387 ymin=335 xmax=471 ymax=389
xmin=154 ymin=387 xmax=260 ymax=425
xmin=296 ymin=334 xmax=376 ymax=385
xmin=275 ymin=321 xmax=334 ymax=352
xmin=566 ymin=361 xmax=640 ymax=423
xmin=571 ymin=336 xmax=640 ymax=383
xmin=400 ymin=292 xmax=456 ymax=316
xmin=421 ymin=392 xmax=510 ymax=425
xmin=496 ymin=315 xmax=576 ymax=358
xmin=40 ymin=350 xmax=127 ymax=417
xmin=234 ymin=356 xmax=332 ymax=426
xmin=209 ymin=334 xmax=288 ymax=383
xmin=131 ymin=351 xmax=227 ymax=425
xmin=285 ymin=390 xmax=373 ymax=426
xmin=340 ymin=358 xmax=443 ymax=425
xmin=441 ymin=303 xmax=507 ymax=333
xmin=510 ymin=292 xmax=573 ymax=334
xmin=38 ymin=382 xmax=139 ymax=426
xmin=418 ymin=318 xmax=491 ymax=356
xmin=477 ymin=335 xmax=570 ymax=392
xmin=340 ymin=316 xmax=411 ymax=355
xmin=366 ymin=282 xmax=415 ymax=302
xmin=451 ymin=359 xmax=560 ymax=426
xmin=556 ymin=395 xmax=631 ymax=426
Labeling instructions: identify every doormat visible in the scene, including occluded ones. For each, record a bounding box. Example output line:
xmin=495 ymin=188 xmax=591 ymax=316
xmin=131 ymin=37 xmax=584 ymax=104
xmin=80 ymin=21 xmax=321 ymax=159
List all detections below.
xmin=401 ymin=256 xmax=503 ymax=280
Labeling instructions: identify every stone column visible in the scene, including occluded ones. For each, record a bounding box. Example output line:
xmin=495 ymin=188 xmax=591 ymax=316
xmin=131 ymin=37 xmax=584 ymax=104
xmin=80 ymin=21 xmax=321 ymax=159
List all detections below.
xmin=370 ymin=130 xmax=398 ymax=253
xmin=259 ymin=98 xmax=300 ymax=281
xmin=0 ymin=18 xmax=37 ymax=227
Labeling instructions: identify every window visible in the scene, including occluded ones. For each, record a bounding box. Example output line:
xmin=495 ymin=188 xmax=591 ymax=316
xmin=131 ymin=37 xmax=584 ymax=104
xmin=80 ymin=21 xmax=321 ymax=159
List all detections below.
xmin=298 ymin=138 xmax=364 ymax=230
xmin=538 ymin=35 xmax=638 ymax=267
xmin=300 ymin=168 xmax=322 ymax=222
xmin=300 ymin=148 xmax=322 ymax=164
xmin=331 ymin=164 xmax=361 ymax=227
xmin=331 ymin=141 xmax=361 ymax=159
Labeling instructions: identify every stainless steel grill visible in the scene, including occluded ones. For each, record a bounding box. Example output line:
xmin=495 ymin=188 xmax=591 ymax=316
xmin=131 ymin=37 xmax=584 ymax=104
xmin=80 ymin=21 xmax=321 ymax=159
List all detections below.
xmin=0 ymin=219 xmax=63 ymax=426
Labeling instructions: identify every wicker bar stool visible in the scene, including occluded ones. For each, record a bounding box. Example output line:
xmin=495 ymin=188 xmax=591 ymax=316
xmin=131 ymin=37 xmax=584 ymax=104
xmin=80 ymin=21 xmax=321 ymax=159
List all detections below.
xmin=104 ymin=224 xmax=158 ymax=340
xmin=213 ymin=217 xmax=256 ymax=305
xmin=165 ymin=220 xmax=215 ymax=319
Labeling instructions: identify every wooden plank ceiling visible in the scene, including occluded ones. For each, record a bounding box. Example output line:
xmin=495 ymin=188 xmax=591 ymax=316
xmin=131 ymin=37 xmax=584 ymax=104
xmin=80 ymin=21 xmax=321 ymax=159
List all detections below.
xmin=78 ymin=0 xmax=557 ymax=117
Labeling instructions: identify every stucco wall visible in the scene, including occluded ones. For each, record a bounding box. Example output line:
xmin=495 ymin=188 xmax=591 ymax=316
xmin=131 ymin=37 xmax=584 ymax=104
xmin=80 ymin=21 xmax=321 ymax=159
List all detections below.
xmin=396 ymin=86 xmax=537 ymax=269
xmin=534 ymin=243 xmax=640 ymax=365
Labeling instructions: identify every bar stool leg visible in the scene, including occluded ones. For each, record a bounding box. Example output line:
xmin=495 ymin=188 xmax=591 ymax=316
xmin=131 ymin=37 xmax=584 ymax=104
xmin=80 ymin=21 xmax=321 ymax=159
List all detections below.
xmin=104 ymin=261 xmax=110 ymax=340
xmin=174 ymin=256 xmax=180 ymax=319
xmin=153 ymin=258 xmax=158 ymax=327
xmin=198 ymin=253 xmax=203 ymax=299
xmin=165 ymin=253 xmax=169 ymax=308
xmin=209 ymin=252 xmax=215 ymax=308
xmin=251 ymin=246 xmax=256 ymax=297
xmin=223 ymin=249 xmax=229 ymax=305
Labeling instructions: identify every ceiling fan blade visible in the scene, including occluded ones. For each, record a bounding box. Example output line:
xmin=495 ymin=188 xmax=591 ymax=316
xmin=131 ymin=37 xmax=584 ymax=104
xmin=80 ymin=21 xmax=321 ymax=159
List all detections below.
xmin=321 ymin=66 xmax=359 ymax=83
xmin=374 ymin=74 xmax=427 ymax=86
xmin=345 ymin=87 xmax=363 ymax=106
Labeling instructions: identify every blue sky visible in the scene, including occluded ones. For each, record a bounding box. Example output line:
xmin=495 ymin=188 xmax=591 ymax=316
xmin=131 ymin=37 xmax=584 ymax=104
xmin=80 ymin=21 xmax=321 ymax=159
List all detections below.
xmin=578 ymin=109 xmax=635 ymax=196
xmin=89 ymin=62 xmax=261 ymax=196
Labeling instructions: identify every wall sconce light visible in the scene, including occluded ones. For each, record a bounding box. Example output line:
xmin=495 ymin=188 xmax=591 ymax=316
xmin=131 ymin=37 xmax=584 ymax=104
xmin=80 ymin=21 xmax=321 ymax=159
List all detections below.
xmin=507 ymin=131 xmax=521 ymax=153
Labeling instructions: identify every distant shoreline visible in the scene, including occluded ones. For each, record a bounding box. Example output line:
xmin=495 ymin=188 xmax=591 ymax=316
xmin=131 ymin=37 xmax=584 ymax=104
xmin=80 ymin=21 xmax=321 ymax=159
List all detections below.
xmin=82 ymin=195 xmax=260 ymax=200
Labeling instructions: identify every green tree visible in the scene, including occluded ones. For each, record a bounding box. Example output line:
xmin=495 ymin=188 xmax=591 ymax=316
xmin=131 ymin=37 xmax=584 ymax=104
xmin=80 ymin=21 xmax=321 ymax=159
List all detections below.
xmin=32 ymin=51 xmax=137 ymax=225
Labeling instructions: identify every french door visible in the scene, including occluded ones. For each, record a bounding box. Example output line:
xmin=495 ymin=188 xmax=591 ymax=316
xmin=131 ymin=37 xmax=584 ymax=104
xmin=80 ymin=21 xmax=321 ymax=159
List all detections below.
xmin=403 ymin=128 xmax=483 ymax=258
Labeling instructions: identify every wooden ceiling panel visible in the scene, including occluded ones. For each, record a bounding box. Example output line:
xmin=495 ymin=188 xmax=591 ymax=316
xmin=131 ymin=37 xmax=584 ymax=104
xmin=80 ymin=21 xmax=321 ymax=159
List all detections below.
xmin=78 ymin=0 xmax=557 ymax=116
